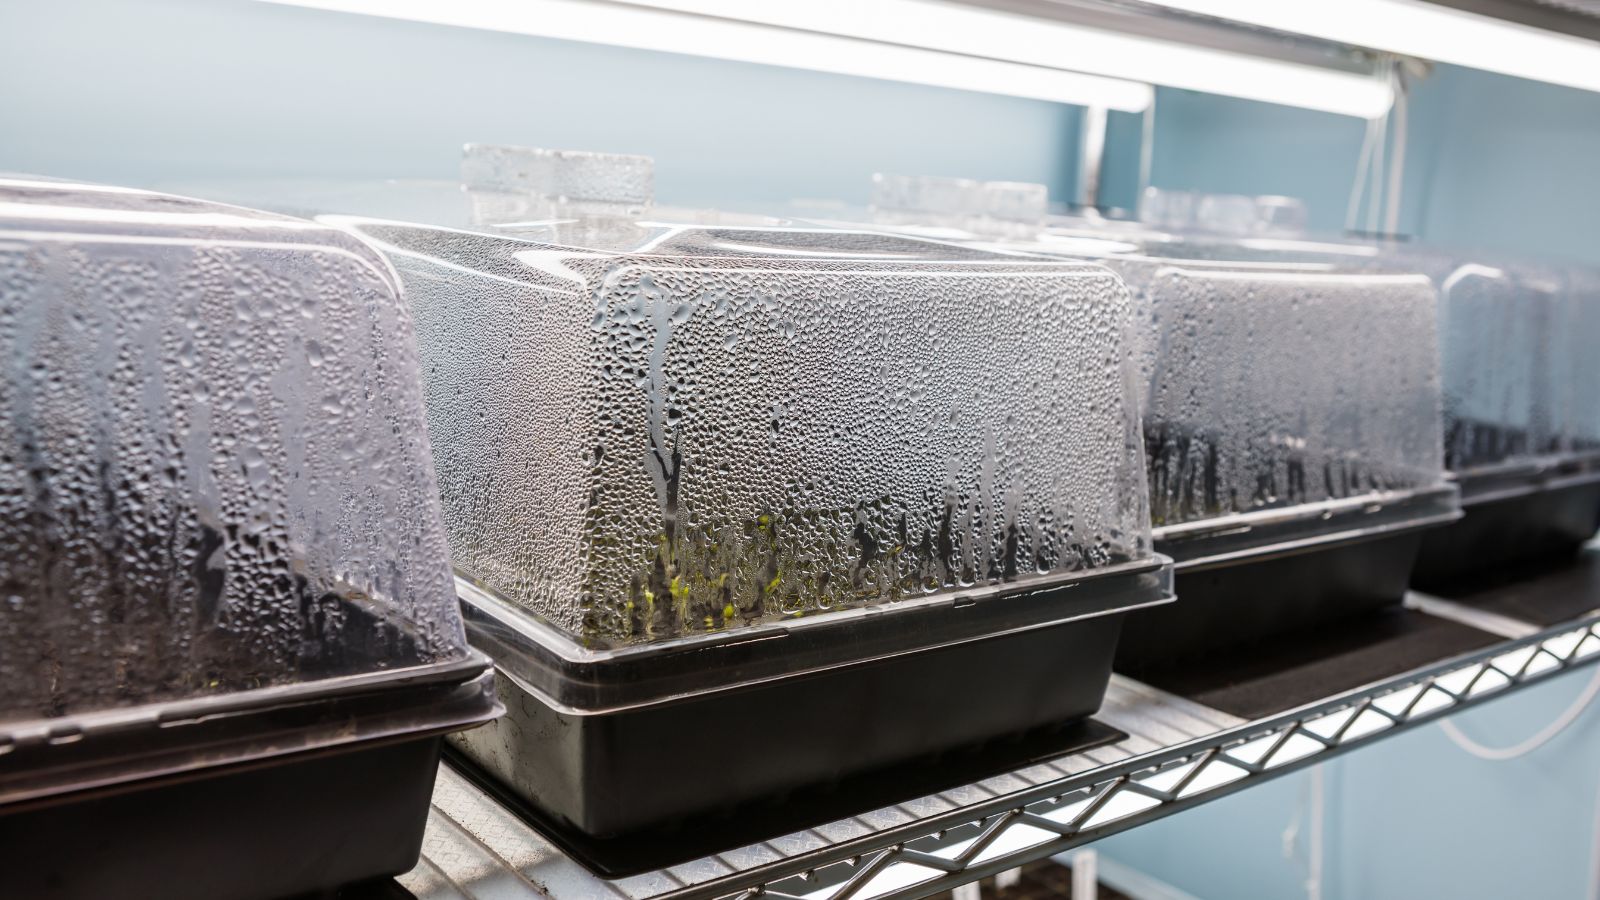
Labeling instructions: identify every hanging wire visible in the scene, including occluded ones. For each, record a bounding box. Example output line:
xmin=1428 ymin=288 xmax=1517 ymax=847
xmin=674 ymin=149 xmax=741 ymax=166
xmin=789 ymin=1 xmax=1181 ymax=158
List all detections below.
xmin=1347 ymin=57 xmax=1410 ymax=237
xmin=1282 ymin=764 xmax=1328 ymax=900
xmin=1590 ymin=772 xmax=1600 ymax=900
xmin=1383 ymin=65 xmax=1409 ymax=238
xmin=1344 ymin=107 xmax=1379 ymax=233
xmin=1307 ymin=765 xmax=1325 ymax=900
xmin=1365 ymin=100 xmax=1388 ymax=236
xmin=1436 ymin=664 xmax=1600 ymax=900
xmin=1438 ymin=662 xmax=1600 ymax=760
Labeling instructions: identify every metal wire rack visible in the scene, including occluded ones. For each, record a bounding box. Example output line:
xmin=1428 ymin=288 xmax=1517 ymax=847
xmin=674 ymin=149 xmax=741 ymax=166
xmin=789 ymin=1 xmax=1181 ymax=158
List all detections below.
xmin=399 ymin=597 xmax=1600 ymax=900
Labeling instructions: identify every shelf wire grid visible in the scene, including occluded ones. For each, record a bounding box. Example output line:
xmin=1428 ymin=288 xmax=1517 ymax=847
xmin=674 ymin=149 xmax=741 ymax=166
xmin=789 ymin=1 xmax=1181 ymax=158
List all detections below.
xmin=402 ymin=612 xmax=1600 ymax=900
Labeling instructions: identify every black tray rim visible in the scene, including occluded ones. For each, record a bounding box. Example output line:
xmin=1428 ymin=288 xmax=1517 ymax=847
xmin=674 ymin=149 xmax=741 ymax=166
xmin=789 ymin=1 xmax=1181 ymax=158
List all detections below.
xmin=1453 ymin=453 xmax=1600 ymax=506
xmin=459 ymin=556 xmax=1174 ymax=715
xmin=0 ymin=651 xmax=499 ymax=810
xmin=1154 ymin=483 xmax=1461 ymax=570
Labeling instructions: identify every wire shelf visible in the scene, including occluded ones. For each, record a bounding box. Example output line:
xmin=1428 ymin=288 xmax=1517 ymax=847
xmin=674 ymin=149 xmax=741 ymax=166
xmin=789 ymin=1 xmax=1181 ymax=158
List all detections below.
xmin=401 ymin=597 xmax=1600 ymax=900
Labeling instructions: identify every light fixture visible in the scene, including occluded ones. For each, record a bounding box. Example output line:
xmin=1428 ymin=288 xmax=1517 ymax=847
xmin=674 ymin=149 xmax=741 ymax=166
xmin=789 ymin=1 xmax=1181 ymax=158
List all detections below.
xmin=1141 ymin=0 xmax=1600 ymax=96
xmin=620 ymin=0 xmax=1393 ymax=116
xmin=255 ymin=0 xmax=1150 ymax=111
xmin=255 ymin=0 xmax=1396 ymax=117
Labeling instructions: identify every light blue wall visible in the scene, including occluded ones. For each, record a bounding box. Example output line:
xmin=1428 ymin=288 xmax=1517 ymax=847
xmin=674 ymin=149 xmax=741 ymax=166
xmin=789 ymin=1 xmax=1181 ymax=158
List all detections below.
xmin=2 ymin=4 xmax=1598 ymax=897
xmin=1094 ymin=64 xmax=1600 ymax=900
xmin=1328 ymin=669 xmax=1600 ymax=900
xmin=1138 ymin=66 xmax=1600 ymax=264
xmin=1143 ymin=86 xmax=1374 ymax=235
xmin=1410 ymin=67 xmax=1600 ymax=262
xmin=1093 ymin=667 xmax=1600 ymax=900
xmin=0 ymin=0 xmax=1084 ymax=209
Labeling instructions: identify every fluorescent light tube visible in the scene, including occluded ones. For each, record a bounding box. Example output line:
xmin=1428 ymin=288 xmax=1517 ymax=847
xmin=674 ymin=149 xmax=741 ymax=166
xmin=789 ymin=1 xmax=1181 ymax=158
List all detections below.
xmin=255 ymin=0 xmax=1151 ymax=111
xmin=1142 ymin=0 xmax=1600 ymax=95
xmin=624 ymin=0 xmax=1393 ymax=117
xmin=255 ymin=0 xmax=1396 ymax=117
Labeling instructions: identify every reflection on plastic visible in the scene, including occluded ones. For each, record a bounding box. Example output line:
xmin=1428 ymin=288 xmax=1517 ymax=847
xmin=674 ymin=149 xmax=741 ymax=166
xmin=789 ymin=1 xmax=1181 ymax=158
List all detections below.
xmin=0 ymin=179 xmax=468 ymax=722
xmin=339 ymin=158 xmax=1155 ymax=645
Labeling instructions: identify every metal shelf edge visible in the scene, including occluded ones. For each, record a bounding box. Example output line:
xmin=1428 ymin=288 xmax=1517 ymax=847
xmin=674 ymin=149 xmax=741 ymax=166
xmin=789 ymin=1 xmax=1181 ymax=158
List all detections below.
xmin=404 ymin=607 xmax=1600 ymax=900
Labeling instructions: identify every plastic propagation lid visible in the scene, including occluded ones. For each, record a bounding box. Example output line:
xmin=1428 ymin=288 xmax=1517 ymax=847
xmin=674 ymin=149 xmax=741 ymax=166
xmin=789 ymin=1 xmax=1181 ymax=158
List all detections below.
xmin=1136 ymin=186 xmax=1309 ymax=238
xmin=897 ymin=178 xmax=1597 ymax=507
xmin=0 ymin=179 xmax=478 ymax=732
xmin=318 ymin=145 xmax=1163 ymax=651
xmin=1110 ymin=234 xmax=1600 ymax=501
xmin=830 ymin=176 xmax=1460 ymax=567
xmin=862 ymin=183 xmax=1309 ymax=254
xmin=1113 ymin=260 xmax=1456 ymax=565
xmin=1420 ymin=259 xmax=1600 ymax=499
xmin=870 ymin=172 xmax=1049 ymax=239
xmin=1541 ymin=264 xmax=1600 ymax=467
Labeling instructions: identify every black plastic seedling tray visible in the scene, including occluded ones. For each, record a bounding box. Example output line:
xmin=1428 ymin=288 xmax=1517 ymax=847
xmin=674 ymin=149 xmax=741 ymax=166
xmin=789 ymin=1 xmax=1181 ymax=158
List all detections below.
xmin=1412 ymin=472 xmax=1600 ymax=591
xmin=2 ymin=737 xmax=442 ymax=900
xmin=0 ymin=648 xmax=499 ymax=900
xmin=1117 ymin=530 xmax=1429 ymax=673
xmin=1114 ymin=486 xmax=1461 ymax=674
xmin=446 ymin=718 xmax=1127 ymax=876
xmin=450 ymin=558 xmax=1173 ymax=840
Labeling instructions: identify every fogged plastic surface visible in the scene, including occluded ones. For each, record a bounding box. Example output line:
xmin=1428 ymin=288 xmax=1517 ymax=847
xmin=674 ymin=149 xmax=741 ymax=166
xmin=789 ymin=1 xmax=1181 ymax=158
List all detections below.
xmin=1437 ymin=265 xmax=1542 ymax=470
xmin=0 ymin=180 xmax=468 ymax=723
xmin=887 ymin=216 xmax=1450 ymax=530
xmin=460 ymin=143 xmax=654 ymax=207
xmin=1113 ymin=232 xmax=1600 ymax=476
xmin=802 ymin=191 xmax=1449 ymax=534
xmin=1439 ymin=263 xmax=1600 ymax=472
xmin=340 ymin=212 xmax=1153 ymax=647
xmin=1116 ymin=262 xmax=1446 ymax=527
xmin=1137 ymin=187 xmax=1308 ymax=238
xmin=1544 ymin=265 xmax=1600 ymax=461
xmin=1366 ymin=257 xmax=1600 ymax=474
xmin=871 ymin=173 xmax=1047 ymax=237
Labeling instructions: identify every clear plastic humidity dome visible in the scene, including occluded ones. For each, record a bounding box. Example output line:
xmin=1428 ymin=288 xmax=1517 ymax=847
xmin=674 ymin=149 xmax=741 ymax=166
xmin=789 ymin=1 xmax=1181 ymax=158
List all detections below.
xmin=1053 ymin=204 xmax=1600 ymax=586
xmin=0 ymin=181 xmax=475 ymax=718
xmin=0 ymin=178 xmax=497 ymax=900
xmin=361 ymin=172 xmax=1152 ymax=647
xmin=845 ymin=175 xmax=1460 ymax=667
xmin=314 ymin=146 xmax=1174 ymax=837
xmin=1116 ymin=260 xmax=1451 ymax=536
xmin=1399 ymin=257 xmax=1600 ymax=583
xmin=1061 ymin=244 xmax=1458 ymax=666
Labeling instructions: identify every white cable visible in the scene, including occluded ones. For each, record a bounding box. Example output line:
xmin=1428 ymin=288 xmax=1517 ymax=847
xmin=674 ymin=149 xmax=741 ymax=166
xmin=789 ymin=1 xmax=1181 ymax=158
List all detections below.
xmin=1588 ymin=772 xmax=1600 ymax=900
xmin=1439 ymin=662 xmax=1600 ymax=900
xmin=1281 ymin=796 xmax=1302 ymax=862
xmin=1307 ymin=765 xmax=1325 ymax=900
xmin=1345 ymin=111 xmax=1379 ymax=233
xmin=1072 ymin=848 xmax=1099 ymax=900
xmin=1281 ymin=764 xmax=1327 ymax=900
xmin=1441 ymin=665 xmax=1600 ymax=899
xmin=1383 ymin=67 xmax=1408 ymax=237
xmin=1366 ymin=104 xmax=1387 ymax=236
xmin=1439 ymin=662 xmax=1600 ymax=761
